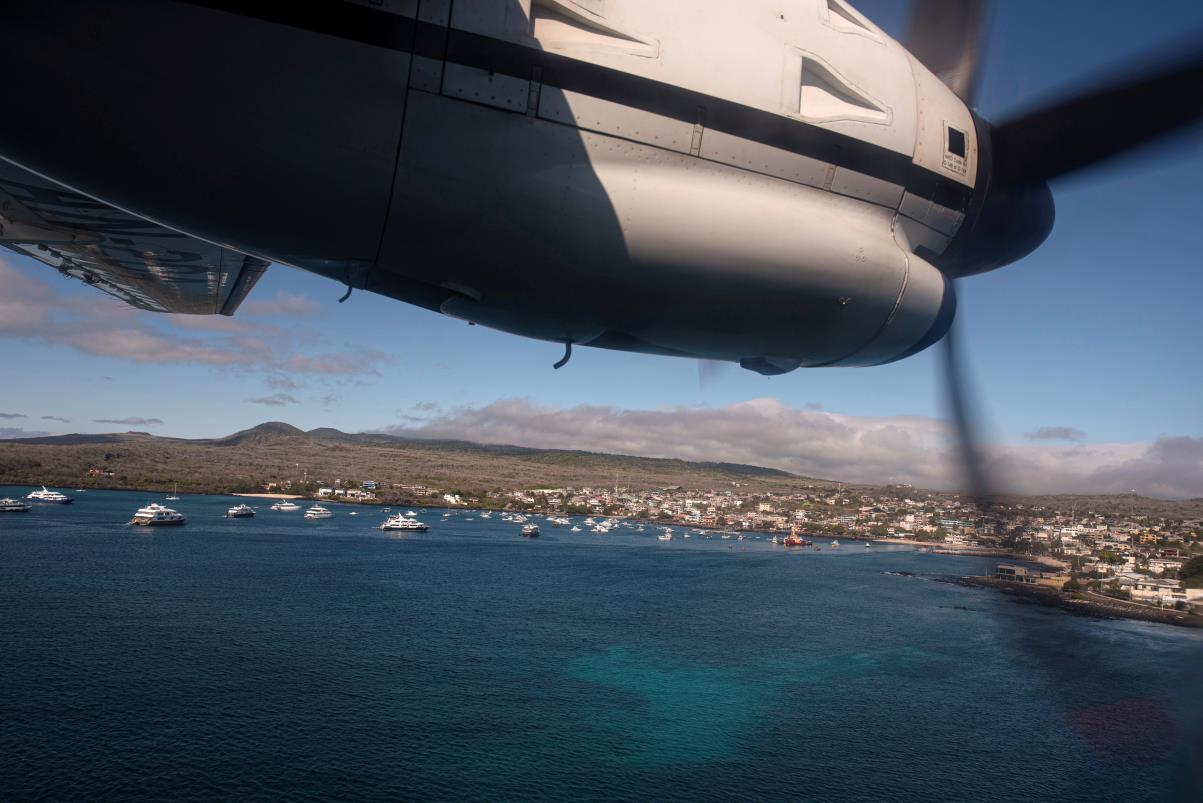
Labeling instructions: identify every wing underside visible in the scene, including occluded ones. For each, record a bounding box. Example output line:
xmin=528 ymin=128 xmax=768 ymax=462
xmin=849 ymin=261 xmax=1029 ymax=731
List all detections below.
xmin=0 ymin=158 xmax=267 ymax=315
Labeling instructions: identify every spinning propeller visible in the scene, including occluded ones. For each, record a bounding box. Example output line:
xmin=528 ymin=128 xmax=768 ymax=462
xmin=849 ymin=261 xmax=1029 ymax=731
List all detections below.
xmin=906 ymin=0 xmax=1203 ymax=504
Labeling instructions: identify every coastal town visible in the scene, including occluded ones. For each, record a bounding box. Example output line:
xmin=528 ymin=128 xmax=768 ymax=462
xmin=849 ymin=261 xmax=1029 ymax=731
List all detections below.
xmin=287 ymin=476 xmax=1203 ymax=616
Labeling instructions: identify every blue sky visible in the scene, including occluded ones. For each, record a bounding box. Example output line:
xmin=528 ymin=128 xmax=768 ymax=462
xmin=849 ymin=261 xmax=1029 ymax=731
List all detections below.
xmin=1 ymin=0 xmax=1201 ymax=495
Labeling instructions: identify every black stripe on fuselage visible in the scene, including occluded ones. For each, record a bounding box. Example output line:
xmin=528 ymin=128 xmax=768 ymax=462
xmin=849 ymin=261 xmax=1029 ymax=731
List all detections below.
xmin=182 ymin=0 xmax=973 ymax=212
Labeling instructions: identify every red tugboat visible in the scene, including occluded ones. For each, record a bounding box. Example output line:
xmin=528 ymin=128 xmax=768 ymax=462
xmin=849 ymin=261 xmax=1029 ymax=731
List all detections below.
xmin=784 ymin=526 xmax=811 ymax=548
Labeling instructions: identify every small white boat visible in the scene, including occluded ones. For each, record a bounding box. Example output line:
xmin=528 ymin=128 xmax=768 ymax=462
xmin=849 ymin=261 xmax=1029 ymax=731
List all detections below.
xmin=521 ymin=523 xmax=540 ymax=537
xmin=405 ymin=510 xmax=418 ymax=517
xmin=865 ymin=542 xmax=871 ymax=548
xmin=658 ymin=532 xmax=672 ymax=541
xmin=166 ymin=483 xmax=180 ymax=501
xmin=381 ymin=514 xmax=428 ymax=532
xmin=570 ymin=526 xmax=582 ymax=532
xmin=226 ymin=503 xmax=255 ymax=518
xmin=27 ymin=486 xmax=73 ymax=504
xmin=304 ymin=505 xmax=333 ymax=520
xmin=130 ymin=503 xmax=185 ymax=526
xmin=1 ymin=497 xmax=32 ymax=512
xmin=270 ymin=501 xmax=301 ymax=511
xmin=831 ymin=540 xmax=840 ymax=549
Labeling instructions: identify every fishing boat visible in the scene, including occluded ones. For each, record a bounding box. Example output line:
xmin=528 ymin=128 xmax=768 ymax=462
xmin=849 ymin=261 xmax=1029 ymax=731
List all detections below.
xmin=226 ymin=503 xmax=255 ymax=518
xmin=521 ymin=523 xmax=540 ymax=538
xmin=304 ymin=505 xmax=333 ymax=520
xmin=0 ymin=497 xmax=31 ymax=512
xmin=129 ymin=503 xmax=185 ymax=526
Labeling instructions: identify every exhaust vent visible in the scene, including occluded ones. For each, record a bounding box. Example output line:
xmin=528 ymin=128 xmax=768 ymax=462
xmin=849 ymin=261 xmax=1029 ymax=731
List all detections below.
xmin=823 ymin=0 xmax=882 ymax=40
xmin=799 ymin=57 xmax=886 ymax=123
xmin=531 ymin=0 xmax=657 ymax=56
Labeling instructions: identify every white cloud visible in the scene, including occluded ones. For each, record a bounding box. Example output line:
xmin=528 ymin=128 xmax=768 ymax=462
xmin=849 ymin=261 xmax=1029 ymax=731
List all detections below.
xmin=0 ymin=259 xmax=386 ymax=380
xmin=245 ymin=393 xmax=299 ymax=407
xmin=243 ymin=291 xmax=321 ymax=317
xmin=0 ymin=427 xmax=50 ymax=439
xmin=94 ymin=417 xmax=164 ymax=426
xmin=1026 ymin=426 xmax=1086 ymax=442
xmin=378 ymin=397 xmax=1203 ymax=498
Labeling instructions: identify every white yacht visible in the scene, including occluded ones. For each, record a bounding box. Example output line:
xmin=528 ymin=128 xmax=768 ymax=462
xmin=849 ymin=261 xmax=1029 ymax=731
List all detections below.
xmin=270 ymin=501 xmax=301 ymax=511
xmin=304 ymin=505 xmax=333 ymax=520
xmin=404 ymin=510 xmax=418 ymax=517
xmin=27 ymin=486 xmax=73 ymax=504
xmin=130 ymin=503 xmax=185 ymax=526
xmin=658 ymin=532 xmax=672 ymax=541
xmin=1 ymin=497 xmax=32 ymax=512
xmin=381 ymin=514 xmax=428 ymax=532
xmin=521 ymin=523 xmax=540 ymax=537
xmin=226 ymin=503 xmax=256 ymax=518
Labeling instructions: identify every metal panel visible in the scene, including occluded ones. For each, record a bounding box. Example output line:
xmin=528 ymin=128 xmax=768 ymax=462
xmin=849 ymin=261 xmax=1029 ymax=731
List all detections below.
xmin=537 ymin=86 xmax=693 ymax=153
xmin=894 ymin=214 xmax=952 ymax=256
xmin=416 ymin=0 xmax=451 ymax=25
xmin=442 ymin=63 xmax=529 ymax=112
xmin=899 ymin=190 xmax=965 ymax=237
xmin=698 ymin=129 xmax=830 ymax=188
xmin=830 ymin=167 xmax=904 ymax=208
xmin=410 ymin=55 xmax=444 ymax=93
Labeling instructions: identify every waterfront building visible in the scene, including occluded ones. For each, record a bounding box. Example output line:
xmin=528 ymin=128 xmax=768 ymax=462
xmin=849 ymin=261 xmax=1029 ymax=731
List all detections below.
xmin=995 ymin=563 xmax=1038 ymax=584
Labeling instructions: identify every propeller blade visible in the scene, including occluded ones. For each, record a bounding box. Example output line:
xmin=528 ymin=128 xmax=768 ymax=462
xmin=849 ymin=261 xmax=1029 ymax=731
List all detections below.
xmin=697 ymin=359 xmax=730 ymax=389
xmin=939 ymin=281 xmax=993 ymax=508
xmin=991 ymin=39 xmax=1203 ymax=183
xmin=905 ymin=0 xmax=989 ymax=102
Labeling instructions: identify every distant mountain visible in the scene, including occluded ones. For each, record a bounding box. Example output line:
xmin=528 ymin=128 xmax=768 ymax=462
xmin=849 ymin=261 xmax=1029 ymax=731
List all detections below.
xmin=0 ymin=421 xmax=809 ymax=497
xmin=216 ymin=422 xmax=307 ymax=446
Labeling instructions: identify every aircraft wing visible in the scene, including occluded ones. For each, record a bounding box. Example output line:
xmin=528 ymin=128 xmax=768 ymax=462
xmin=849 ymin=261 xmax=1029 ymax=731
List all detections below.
xmin=0 ymin=158 xmax=267 ymax=315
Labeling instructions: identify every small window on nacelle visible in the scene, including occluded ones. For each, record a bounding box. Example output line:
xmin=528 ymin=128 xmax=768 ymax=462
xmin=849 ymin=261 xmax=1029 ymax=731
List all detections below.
xmin=947 ymin=127 xmax=967 ymax=158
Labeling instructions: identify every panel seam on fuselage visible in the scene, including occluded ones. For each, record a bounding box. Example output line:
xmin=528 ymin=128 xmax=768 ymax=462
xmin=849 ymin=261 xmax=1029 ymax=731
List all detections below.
xmin=179 ymin=0 xmax=972 ymax=215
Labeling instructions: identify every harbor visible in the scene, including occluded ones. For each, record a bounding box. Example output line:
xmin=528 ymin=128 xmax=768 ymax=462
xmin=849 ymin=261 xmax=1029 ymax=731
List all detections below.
xmin=3 ymin=485 xmax=1200 ymax=802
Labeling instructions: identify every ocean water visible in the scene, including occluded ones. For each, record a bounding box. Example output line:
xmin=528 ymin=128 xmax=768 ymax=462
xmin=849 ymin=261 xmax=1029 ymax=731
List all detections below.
xmin=1 ymin=487 xmax=1201 ymax=801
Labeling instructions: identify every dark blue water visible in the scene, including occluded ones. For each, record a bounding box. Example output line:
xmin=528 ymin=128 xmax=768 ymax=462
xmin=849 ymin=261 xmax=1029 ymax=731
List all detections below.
xmin=2 ymin=488 xmax=1201 ymax=801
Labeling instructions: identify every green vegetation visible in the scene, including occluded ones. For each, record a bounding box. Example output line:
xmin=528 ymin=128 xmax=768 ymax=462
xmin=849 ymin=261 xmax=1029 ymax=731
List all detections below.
xmin=1181 ymin=555 xmax=1203 ymax=588
xmin=1062 ymin=578 xmax=1082 ymax=592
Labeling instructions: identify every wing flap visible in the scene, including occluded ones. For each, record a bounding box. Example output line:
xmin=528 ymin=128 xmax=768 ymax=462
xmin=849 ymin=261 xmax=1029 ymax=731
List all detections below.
xmin=0 ymin=158 xmax=267 ymax=315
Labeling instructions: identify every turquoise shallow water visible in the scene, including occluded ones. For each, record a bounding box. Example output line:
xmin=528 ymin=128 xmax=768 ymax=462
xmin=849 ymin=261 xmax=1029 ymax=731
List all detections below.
xmin=1 ymin=487 xmax=1201 ymax=801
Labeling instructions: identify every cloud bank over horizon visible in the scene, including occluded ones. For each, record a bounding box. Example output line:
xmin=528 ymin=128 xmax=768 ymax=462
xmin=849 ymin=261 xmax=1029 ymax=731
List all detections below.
xmin=0 ymin=259 xmax=387 ymax=383
xmin=380 ymin=397 xmax=1203 ymax=499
